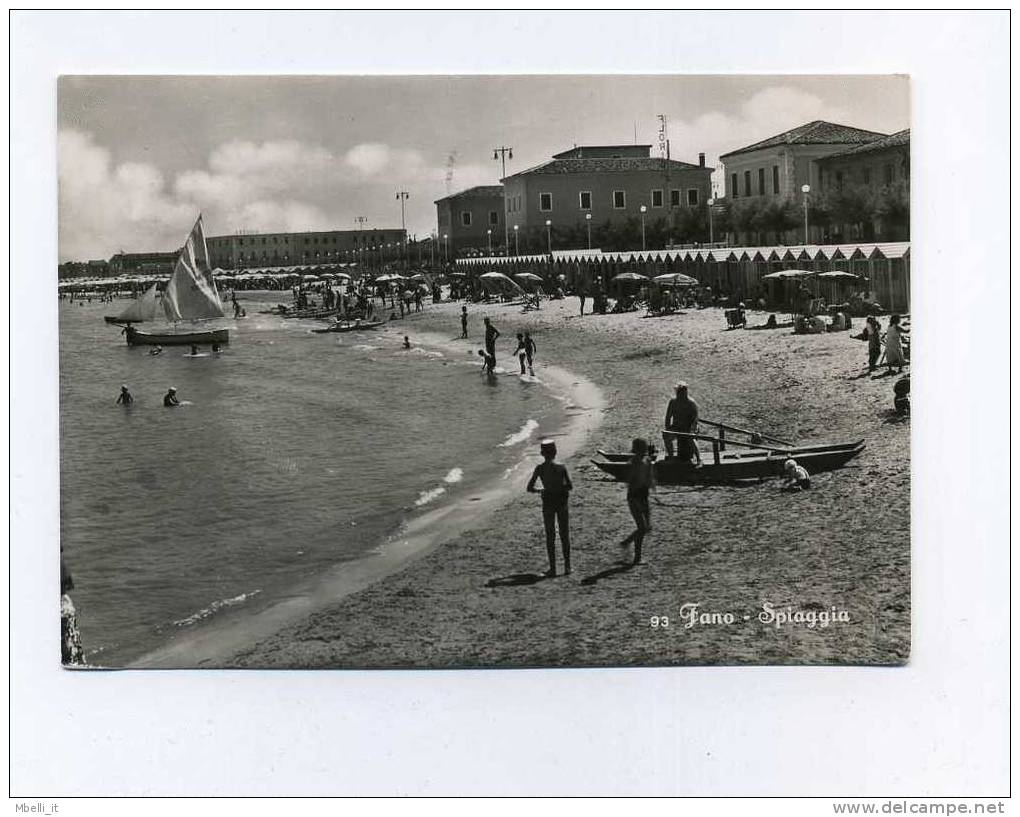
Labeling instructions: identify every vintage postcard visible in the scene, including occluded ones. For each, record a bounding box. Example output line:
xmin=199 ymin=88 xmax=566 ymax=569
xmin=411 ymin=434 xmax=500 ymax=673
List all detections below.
xmin=57 ymin=74 xmax=910 ymax=669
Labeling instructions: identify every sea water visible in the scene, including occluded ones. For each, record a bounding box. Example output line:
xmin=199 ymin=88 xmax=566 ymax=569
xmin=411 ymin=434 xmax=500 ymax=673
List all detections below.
xmin=59 ymin=296 xmax=567 ymax=665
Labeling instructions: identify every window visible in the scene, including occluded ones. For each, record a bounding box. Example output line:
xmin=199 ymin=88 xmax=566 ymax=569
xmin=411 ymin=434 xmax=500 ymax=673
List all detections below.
xmin=579 ymin=191 xmax=592 ymax=210
xmin=862 ymin=168 xmax=871 ymax=185
xmin=651 ymin=189 xmax=664 ymax=208
xmin=670 ymin=189 xmax=681 ymax=207
xmin=884 ymin=164 xmax=894 ymax=185
xmin=772 ymin=165 xmax=780 ymax=194
xmin=539 ymin=192 xmax=552 ymax=211
xmin=758 ymin=168 xmax=765 ymax=196
xmin=687 ymin=188 xmax=699 ymax=206
xmin=744 ymin=171 xmax=751 ymax=197
xmin=731 ymin=173 xmax=738 ymax=198
xmin=461 ymin=211 xmax=472 ymax=227
xmin=613 ymin=190 xmax=626 ymax=209
xmin=489 ymin=211 xmax=499 ymax=225
xmin=836 ymin=171 xmax=844 ymax=192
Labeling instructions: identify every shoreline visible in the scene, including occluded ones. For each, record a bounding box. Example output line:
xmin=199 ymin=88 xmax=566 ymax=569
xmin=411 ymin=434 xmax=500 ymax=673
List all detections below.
xmin=129 ymin=323 xmax=606 ymax=669
xmin=223 ymin=297 xmax=909 ymax=669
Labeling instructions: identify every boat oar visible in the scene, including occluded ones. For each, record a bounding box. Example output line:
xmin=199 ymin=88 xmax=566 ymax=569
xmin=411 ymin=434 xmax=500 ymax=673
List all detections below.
xmin=662 ymin=430 xmax=794 ymax=456
xmin=699 ymin=418 xmax=793 ymax=447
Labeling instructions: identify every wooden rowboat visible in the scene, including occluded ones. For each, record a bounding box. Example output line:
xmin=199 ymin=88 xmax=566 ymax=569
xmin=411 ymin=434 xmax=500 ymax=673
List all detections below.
xmin=592 ymin=440 xmax=864 ymax=484
xmin=311 ymin=320 xmax=384 ymax=334
xmin=124 ymin=326 xmax=230 ymax=346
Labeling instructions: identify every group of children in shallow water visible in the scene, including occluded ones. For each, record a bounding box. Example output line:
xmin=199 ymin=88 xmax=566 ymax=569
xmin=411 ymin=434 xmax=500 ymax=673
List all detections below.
xmin=469 ymin=312 xmax=538 ymax=377
xmin=116 ymin=384 xmax=184 ymax=408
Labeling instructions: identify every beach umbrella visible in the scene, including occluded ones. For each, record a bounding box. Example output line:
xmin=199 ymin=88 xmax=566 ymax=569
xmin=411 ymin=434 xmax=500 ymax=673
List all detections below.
xmin=817 ymin=270 xmax=861 ymax=279
xmin=653 ymin=272 xmax=699 ymax=286
xmin=480 ymin=271 xmax=525 ymax=293
xmin=612 ymin=272 xmax=649 ymax=282
xmin=375 ymin=273 xmax=406 ymax=283
xmin=762 ymin=268 xmax=816 ymax=280
xmin=448 ymin=271 xmax=467 ymax=277
xmin=514 ymin=272 xmax=544 ymax=282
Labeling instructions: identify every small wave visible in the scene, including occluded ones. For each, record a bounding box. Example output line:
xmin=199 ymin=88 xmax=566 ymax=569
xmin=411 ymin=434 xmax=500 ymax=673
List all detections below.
xmin=444 ymin=467 xmax=464 ymax=484
xmin=415 ymin=485 xmax=446 ymax=506
xmin=353 ymin=344 xmax=378 ymax=351
xmin=173 ymin=589 xmax=262 ymax=627
xmin=499 ymin=419 xmax=539 ymax=447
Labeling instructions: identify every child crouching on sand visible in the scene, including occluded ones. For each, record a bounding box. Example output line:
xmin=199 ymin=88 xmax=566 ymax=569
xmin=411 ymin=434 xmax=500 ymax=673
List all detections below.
xmin=782 ymin=458 xmax=811 ymax=491
xmin=526 ymin=439 xmax=573 ymax=577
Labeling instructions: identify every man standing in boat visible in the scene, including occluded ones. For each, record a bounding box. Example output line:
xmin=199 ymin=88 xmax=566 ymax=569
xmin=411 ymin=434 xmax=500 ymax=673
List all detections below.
xmin=663 ymin=381 xmax=702 ymax=465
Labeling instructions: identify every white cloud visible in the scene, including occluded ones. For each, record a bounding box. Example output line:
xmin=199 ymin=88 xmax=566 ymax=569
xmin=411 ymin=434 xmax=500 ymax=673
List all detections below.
xmin=60 ymin=133 xmax=468 ymax=260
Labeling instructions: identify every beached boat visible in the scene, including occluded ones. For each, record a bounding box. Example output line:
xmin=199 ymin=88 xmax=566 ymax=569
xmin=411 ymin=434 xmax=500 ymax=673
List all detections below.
xmin=104 ymin=283 xmax=162 ymax=324
xmin=592 ymin=440 xmax=864 ymax=484
xmin=591 ymin=419 xmax=864 ymax=484
xmin=121 ymin=216 xmax=230 ymax=346
xmin=311 ymin=319 xmax=384 ymax=334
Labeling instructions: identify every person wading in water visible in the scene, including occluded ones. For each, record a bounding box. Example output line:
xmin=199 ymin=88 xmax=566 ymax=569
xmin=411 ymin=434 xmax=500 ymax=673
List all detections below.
xmin=483 ymin=317 xmax=500 ymax=367
xmin=526 ymin=439 xmax=573 ymax=577
xmin=524 ymin=331 xmax=537 ymax=376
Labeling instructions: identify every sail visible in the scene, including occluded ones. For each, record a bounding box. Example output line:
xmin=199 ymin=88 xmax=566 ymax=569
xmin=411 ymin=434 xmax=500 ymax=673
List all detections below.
xmin=162 ymin=215 xmax=225 ymax=322
xmin=115 ymin=283 xmax=161 ymax=322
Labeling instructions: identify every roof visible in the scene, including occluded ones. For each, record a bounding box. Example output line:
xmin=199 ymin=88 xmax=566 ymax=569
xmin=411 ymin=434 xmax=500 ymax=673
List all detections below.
xmin=552 ymin=145 xmax=652 ymax=159
xmin=719 ymin=120 xmax=888 ymax=159
xmin=506 ymin=156 xmax=710 ymax=180
xmin=434 ymin=185 xmax=504 ymax=204
xmin=816 ymin=129 xmax=911 ymax=162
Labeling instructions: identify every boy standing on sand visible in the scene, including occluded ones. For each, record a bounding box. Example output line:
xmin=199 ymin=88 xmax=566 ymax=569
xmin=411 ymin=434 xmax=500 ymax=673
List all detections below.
xmin=526 ymin=439 xmax=573 ymax=577
xmin=460 ymin=305 xmax=468 ymax=339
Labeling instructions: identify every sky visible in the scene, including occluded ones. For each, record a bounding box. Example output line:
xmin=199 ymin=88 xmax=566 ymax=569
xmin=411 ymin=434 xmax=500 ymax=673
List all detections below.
xmin=58 ymin=74 xmax=909 ymax=261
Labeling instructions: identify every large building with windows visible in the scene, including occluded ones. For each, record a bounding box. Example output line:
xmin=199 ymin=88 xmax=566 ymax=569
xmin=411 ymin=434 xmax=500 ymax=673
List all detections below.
xmin=500 ymin=145 xmax=713 ymax=250
xmin=205 ymin=228 xmax=407 ymax=269
xmin=434 ymin=185 xmax=506 ymax=258
xmin=719 ymin=120 xmax=887 ymax=203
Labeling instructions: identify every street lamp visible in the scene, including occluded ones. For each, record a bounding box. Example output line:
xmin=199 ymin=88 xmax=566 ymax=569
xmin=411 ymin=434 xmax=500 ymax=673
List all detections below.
xmin=493 ymin=146 xmax=513 ymax=256
xmin=487 ymin=228 xmax=492 ymax=257
xmin=545 ymin=219 xmax=552 ymax=255
xmin=801 ymin=184 xmax=811 ymax=244
xmin=707 ymin=198 xmax=715 ymax=245
xmin=395 ymin=191 xmax=409 ymax=269
xmin=639 ymin=205 xmax=648 ymax=251
xmin=585 ymin=212 xmax=592 ymax=250
xmin=513 ymin=224 xmax=519 ymax=257
xmin=443 ymin=233 xmax=449 ymax=265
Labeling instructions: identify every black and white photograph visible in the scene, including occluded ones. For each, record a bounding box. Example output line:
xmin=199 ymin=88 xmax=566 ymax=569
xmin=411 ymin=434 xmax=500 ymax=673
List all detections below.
xmin=11 ymin=9 xmax=1009 ymax=802
xmin=57 ymin=73 xmax=912 ymax=670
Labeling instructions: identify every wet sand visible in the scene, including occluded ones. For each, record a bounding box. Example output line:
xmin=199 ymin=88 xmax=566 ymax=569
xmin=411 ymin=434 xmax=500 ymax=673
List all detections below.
xmin=228 ymin=298 xmax=910 ymax=668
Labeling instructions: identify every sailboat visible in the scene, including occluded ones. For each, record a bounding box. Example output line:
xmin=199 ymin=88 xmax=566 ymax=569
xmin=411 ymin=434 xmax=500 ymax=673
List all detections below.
xmin=123 ymin=215 xmax=230 ymax=346
xmin=104 ymin=283 xmax=161 ymax=324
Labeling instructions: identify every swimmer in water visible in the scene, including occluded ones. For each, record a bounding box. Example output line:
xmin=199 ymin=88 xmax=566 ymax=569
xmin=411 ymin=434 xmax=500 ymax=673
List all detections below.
xmin=403 ymin=336 xmax=411 ymax=349
xmin=148 ymin=345 xmax=163 ymax=356
xmin=190 ymin=344 xmax=199 ymax=356
xmin=163 ymin=386 xmax=181 ymax=408
xmin=116 ymin=384 xmax=133 ymax=406
xmin=212 ymin=343 xmax=221 ymax=354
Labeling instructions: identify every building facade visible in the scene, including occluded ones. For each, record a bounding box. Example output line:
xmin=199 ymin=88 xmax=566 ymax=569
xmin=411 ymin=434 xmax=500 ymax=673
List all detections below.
xmin=501 ymin=145 xmax=713 ymax=252
xmin=719 ymin=120 xmax=891 ymax=243
xmin=108 ymin=251 xmax=180 ymax=277
xmin=434 ymin=185 xmax=506 ymax=259
xmin=206 ymin=228 xmax=407 ymax=269
xmin=815 ymin=129 xmax=910 ymax=242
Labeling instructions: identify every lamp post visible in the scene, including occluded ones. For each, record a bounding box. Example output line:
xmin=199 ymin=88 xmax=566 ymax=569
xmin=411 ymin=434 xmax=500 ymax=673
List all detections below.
xmin=545 ymin=219 xmax=552 ymax=255
xmin=801 ymin=184 xmax=811 ymax=244
xmin=585 ymin=212 xmax=592 ymax=249
xmin=493 ymin=146 xmax=513 ymax=258
xmin=443 ymin=233 xmax=449 ymax=266
xmin=513 ymin=224 xmax=519 ymax=256
xmin=639 ymin=205 xmax=647 ymax=251
xmin=487 ymin=228 xmax=492 ymax=257
xmin=707 ymin=197 xmax=715 ymax=245
xmin=395 ymin=191 xmax=409 ymax=269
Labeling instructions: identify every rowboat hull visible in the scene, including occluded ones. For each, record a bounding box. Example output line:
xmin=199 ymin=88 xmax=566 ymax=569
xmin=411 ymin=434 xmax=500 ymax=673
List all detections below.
xmin=311 ymin=320 xmax=384 ymax=334
xmin=125 ymin=327 xmax=230 ymax=346
xmin=591 ymin=440 xmax=865 ymax=484
xmin=104 ymin=316 xmax=147 ymax=324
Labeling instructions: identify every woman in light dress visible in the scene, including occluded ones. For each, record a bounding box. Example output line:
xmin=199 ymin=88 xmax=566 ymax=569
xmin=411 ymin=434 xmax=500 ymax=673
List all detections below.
xmin=884 ymin=314 xmax=909 ymax=373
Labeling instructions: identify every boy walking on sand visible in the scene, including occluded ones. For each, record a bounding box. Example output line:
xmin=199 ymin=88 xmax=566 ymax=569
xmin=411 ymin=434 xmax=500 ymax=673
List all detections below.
xmin=621 ymin=438 xmax=655 ymax=565
xmin=526 ymin=439 xmax=573 ymax=577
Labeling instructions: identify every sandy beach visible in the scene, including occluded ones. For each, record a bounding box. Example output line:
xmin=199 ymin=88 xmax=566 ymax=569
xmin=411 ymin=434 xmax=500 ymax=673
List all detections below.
xmin=227 ymin=297 xmax=910 ymax=668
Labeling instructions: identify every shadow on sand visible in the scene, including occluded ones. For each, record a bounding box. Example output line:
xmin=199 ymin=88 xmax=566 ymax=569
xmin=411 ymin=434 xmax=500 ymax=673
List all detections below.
xmin=580 ymin=559 xmax=637 ymax=586
xmin=485 ymin=572 xmax=551 ymax=588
